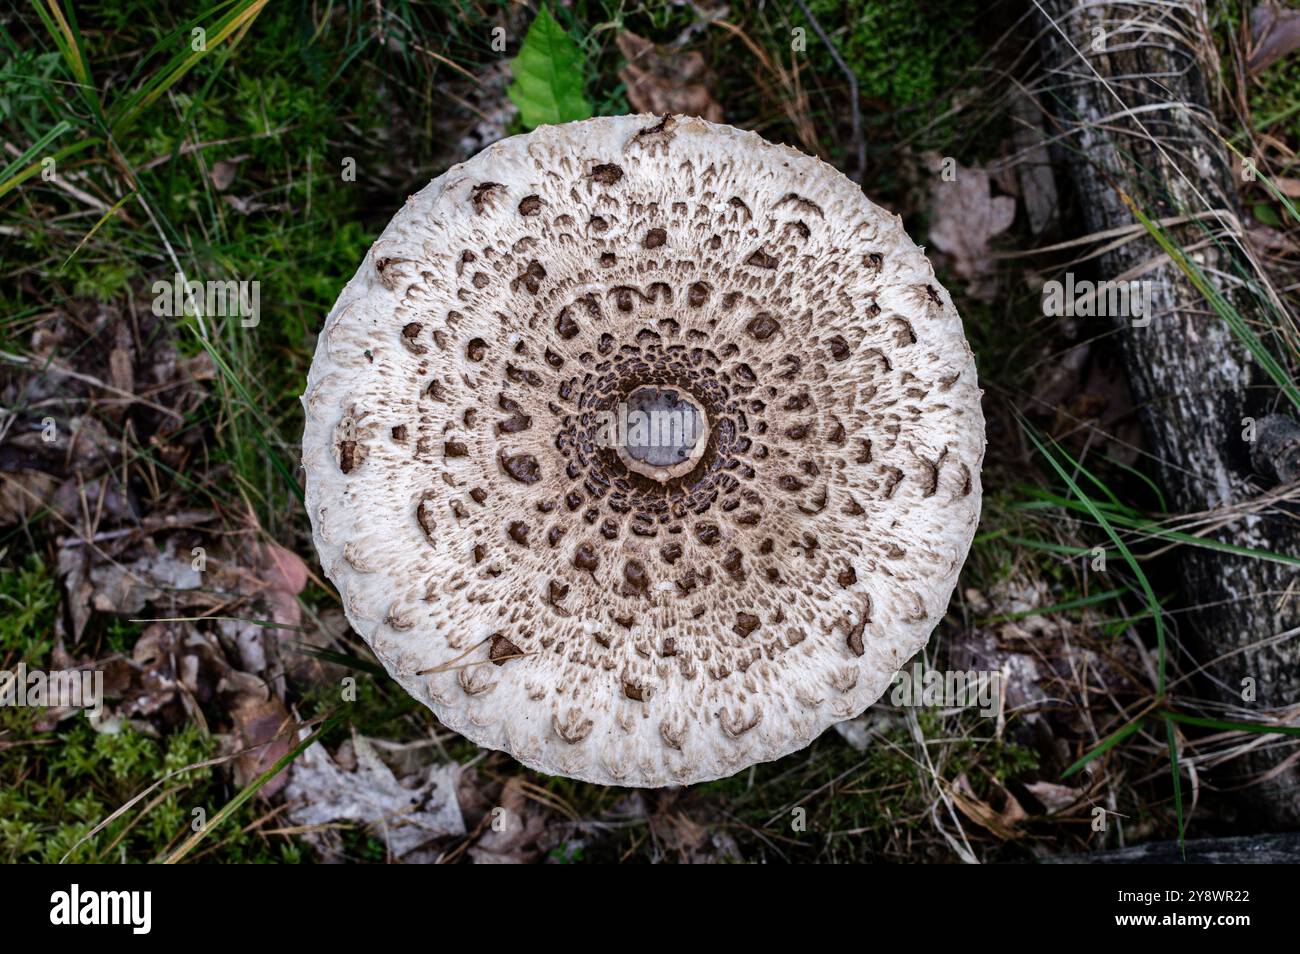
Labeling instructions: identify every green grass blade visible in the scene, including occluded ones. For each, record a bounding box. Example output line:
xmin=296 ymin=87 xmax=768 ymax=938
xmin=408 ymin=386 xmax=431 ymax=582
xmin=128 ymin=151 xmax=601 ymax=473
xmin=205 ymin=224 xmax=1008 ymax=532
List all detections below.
xmin=1014 ymin=492 xmax=1300 ymax=568
xmin=61 ymin=190 xmax=133 ymax=269
xmin=188 ymin=328 xmax=305 ymax=504
xmin=33 ymin=0 xmax=89 ymax=85
xmin=162 ymin=708 xmax=346 ymax=864
xmin=1122 ymin=192 xmax=1300 ymax=412
xmin=0 ymin=118 xmax=71 ymax=181
xmin=1099 ymin=453 xmax=1168 ymax=512
xmin=1163 ymin=710 xmax=1300 ymax=737
xmin=0 ymin=132 xmax=102 ymax=201
xmin=1062 ymin=716 xmax=1145 ymax=778
xmin=111 ymin=0 xmax=270 ymax=134
xmin=1022 ymin=420 xmax=1169 ymax=694
xmin=1165 ymin=715 xmax=1185 ymax=857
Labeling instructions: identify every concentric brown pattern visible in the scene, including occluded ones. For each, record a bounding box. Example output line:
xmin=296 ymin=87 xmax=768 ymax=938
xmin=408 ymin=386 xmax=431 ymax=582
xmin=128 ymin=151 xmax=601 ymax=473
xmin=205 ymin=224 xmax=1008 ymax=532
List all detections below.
xmin=301 ymin=115 xmax=985 ymax=785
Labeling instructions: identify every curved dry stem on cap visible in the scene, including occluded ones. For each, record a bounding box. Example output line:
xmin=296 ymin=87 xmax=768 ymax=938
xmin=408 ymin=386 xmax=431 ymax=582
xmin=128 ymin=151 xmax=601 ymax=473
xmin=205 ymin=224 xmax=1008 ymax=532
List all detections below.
xmin=300 ymin=114 xmax=985 ymax=786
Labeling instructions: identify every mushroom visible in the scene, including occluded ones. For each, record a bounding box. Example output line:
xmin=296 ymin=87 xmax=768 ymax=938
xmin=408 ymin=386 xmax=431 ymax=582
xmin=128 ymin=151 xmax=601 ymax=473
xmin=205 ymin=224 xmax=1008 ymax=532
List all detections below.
xmin=301 ymin=115 xmax=984 ymax=786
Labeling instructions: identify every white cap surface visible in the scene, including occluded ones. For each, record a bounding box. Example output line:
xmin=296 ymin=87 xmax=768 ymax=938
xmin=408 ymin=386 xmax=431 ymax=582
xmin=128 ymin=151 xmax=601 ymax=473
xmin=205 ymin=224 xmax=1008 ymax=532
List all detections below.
xmin=301 ymin=115 xmax=985 ymax=786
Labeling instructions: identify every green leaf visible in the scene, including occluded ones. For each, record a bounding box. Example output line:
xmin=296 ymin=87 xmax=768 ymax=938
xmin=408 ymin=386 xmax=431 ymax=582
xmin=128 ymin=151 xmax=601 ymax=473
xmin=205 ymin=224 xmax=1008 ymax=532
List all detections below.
xmin=507 ymin=6 xmax=592 ymax=129
xmin=1252 ymin=201 xmax=1282 ymax=227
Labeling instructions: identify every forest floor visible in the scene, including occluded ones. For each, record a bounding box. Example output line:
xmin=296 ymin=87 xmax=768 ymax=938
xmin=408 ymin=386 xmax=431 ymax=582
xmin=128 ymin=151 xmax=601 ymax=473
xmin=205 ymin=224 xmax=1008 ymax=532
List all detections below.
xmin=1 ymin=0 xmax=1298 ymax=863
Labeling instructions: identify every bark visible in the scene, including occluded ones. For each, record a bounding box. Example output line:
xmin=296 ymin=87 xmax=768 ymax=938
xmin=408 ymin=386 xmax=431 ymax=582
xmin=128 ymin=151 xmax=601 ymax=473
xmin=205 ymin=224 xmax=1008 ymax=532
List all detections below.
xmin=1036 ymin=0 xmax=1300 ymax=824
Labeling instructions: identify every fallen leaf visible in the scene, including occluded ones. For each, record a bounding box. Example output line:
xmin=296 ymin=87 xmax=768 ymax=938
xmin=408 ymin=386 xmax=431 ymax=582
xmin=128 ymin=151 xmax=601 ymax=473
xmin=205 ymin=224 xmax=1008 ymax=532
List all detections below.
xmin=925 ymin=158 xmax=1016 ymax=300
xmin=107 ymin=347 xmax=134 ymax=401
xmin=1248 ymin=1 xmax=1300 ymax=74
xmin=56 ymin=545 xmax=94 ymax=641
xmin=0 ymin=468 xmax=59 ymax=525
xmin=209 ymin=155 xmax=248 ymax=191
xmin=950 ymin=773 xmax=1026 ymax=839
xmin=467 ymin=776 xmax=548 ymax=864
xmin=1024 ymin=780 xmax=1086 ymax=815
xmin=110 ymin=622 xmax=222 ymax=727
xmin=222 ymin=194 xmax=271 ymax=215
xmin=1272 ymin=176 xmax=1300 ymax=198
xmin=259 ymin=541 xmax=308 ymax=594
xmin=219 ymin=617 xmax=269 ymax=674
xmin=227 ymin=674 xmax=294 ymax=799
xmin=1247 ymin=224 xmax=1300 ymax=254
xmin=506 ymin=6 xmax=593 ymax=128
xmin=616 ymin=31 xmax=723 ymax=122
xmin=285 ymin=731 xmax=465 ymax=859
xmin=256 ymin=540 xmax=309 ymax=638
xmin=85 ymin=542 xmax=203 ymax=616
xmin=52 ymin=473 xmax=137 ymax=525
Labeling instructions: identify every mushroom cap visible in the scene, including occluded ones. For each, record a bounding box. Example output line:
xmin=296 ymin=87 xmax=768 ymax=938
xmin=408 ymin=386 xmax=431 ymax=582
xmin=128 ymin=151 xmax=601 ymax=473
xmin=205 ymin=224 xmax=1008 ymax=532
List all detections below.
xmin=301 ymin=115 xmax=985 ymax=786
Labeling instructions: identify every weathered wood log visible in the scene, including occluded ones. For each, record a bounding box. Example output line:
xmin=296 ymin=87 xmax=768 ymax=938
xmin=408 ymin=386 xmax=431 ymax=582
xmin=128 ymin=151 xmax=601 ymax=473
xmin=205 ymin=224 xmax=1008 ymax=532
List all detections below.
xmin=1253 ymin=414 xmax=1300 ymax=484
xmin=1036 ymin=0 xmax=1300 ymax=824
xmin=1042 ymin=832 xmax=1300 ymax=864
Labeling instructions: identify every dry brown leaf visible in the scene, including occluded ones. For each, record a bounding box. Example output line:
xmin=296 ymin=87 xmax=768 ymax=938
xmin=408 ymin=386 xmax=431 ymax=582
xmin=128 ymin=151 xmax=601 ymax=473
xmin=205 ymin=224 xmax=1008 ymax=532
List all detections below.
xmin=0 ymin=469 xmax=59 ymax=525
xmin=107 ymin=347 xmax=134 ymax=400
xmin=950 ymin=773 xmax=1027 ymax=840
xmin=105 ymin=622 xmax=225 ymax=728
xmin=227 ymin=675 xmax=295 ymax=799
xmin=467 ymin=776 xmax=548 ymax=864
xmin=1249 ymin=2 xmax=1300 ymax=74
xmin=1273 ymin=176 xmax=1300 ymax=198
xmin=259 ymin=541 xmax=308 ymax=594
xmin=257 ymin=540 xmax=309 ymax=637
xmin=616 ymin=31 xmax=723 ymax=122
xmin=1248 ymin=224 xmax=1300 ymax=254
xmin=84 ymin=542 xmax=203 ymax=616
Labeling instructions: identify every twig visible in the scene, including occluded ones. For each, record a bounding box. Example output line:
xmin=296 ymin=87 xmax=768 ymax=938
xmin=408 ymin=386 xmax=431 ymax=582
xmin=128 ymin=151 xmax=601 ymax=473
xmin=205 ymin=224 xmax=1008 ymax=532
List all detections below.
xmin=790 ymin=0 xmax=864 ymax=182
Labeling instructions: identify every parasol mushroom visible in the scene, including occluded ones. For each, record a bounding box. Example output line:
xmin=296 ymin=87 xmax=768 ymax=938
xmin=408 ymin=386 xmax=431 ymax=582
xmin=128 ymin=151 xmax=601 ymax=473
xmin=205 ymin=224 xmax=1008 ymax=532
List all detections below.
xmin=300 ymin=114 xmax=985 ymax=786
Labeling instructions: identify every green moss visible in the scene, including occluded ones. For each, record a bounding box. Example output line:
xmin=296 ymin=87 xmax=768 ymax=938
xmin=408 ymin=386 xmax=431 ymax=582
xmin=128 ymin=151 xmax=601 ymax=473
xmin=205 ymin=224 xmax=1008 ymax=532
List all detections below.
xmin=802 ymin=0 xmax=983 ymax=122
xmin=0 ymin=720 xmax=299 ymax=863
xmin=0 ymin=554 xmax=59 ymax=665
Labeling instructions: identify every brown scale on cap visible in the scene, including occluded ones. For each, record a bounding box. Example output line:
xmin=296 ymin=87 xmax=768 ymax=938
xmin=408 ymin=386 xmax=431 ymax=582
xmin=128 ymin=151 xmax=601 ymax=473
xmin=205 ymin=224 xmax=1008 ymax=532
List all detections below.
xmin=302 ymin=115 xmax=985 ymax=787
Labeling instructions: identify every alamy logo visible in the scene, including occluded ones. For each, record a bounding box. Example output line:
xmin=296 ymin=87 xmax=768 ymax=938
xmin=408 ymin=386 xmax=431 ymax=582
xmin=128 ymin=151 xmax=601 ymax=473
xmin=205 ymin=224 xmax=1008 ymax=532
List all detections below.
xmin=50 ymin=884 xmax=151 ymax=934
xmin=0 ymin=664 xmax=102 ymax=716
xmin=890 ymin=663 xmax=1003 ymax=718
xmin=594 ymin=401 xmax=700 ymax=451
xmin=1042 ymin=273 xmax=1152 ymax=327
xmin=151 ymin=271 xmax=260 ymax=327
